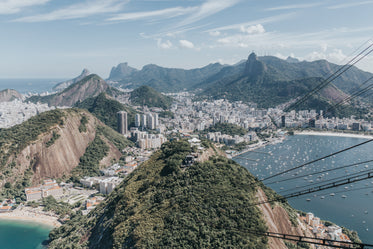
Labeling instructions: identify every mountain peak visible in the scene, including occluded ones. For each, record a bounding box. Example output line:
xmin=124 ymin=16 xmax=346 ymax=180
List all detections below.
xmin=52 ymin=68 xmax=92 ymax=92
xmin=244 ymin=52 xmax=266 ymax=78
xmin=108 ymin=62 xmax=138 ymax=81
xmin=248 ymin=52 xmax=258 ymax=61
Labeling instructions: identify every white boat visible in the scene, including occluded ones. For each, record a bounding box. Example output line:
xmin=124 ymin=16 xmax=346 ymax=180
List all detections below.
xmin=330 ymin=193 xmax=335 ymax=196
xmin=341 ymin=195 xmax=347 ymax=198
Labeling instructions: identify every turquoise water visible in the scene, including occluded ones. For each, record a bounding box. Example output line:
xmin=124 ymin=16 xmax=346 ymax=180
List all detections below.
xmin=234 ymin=135 xmax=373 ymax=244
xmin=0 ymin=219 xmax=51 ymax=249
xmin=0 ymin=79 xmax=66 ymax=94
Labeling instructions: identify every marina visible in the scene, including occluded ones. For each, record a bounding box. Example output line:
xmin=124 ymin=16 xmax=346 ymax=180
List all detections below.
xmin=234 ymin=134 xmax=373 ymax=244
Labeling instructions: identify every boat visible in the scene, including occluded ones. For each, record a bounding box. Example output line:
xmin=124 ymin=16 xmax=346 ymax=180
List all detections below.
xmin=330 ymin=193 xmax=335 ymax=196
xmin=306 ymin=199 xmax=311 ymax=202
xmin=341 ymin=195 xmax=347 ymax=198
xmin=320 ymin=196 xmax=325 ymax=199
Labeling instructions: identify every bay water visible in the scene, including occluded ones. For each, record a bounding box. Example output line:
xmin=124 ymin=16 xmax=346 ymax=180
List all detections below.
xmin=234 ymin=135 xmax=373 ymax=244
xmin=0 ymin=219 xmax=51 ymax=249
xmin=0 ymin=79 xmax=66 ymax=94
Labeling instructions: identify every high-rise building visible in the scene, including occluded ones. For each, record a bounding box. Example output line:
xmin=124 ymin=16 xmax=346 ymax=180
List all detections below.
xmin=154 ymin=113 xmax=159 ymax=128
xmin=135 ymin=114 xmax=141 ymax=127
xmin=117 ymin=111 xmax=128 ymax=135
xmin=141 ymin=114 xmax=147 ymax=128
xmin=147 ymin=113 xmax=155 ymax=129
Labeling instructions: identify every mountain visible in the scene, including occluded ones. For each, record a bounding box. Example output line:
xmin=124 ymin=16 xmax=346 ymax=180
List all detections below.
xmin=75 ymin=93 xmax=137 ymax=130
xmin=48 ymin=140 xmax=309 ymax=249
xmin=53 ymin=69 xmax=91 ymax=92
xmin=108 ymin=62 xmax=138 ymax=81
xmin=27 ymin=74 xmax=113 ymax=107
xmin=111 ymin=62 xmax=225 ymax=92
xmin=129 ymin=85 xmax=173 ymax=109
xmin=0 ymin=108 xmax=132 ymax=199
xmin=0 ymin=89 xmax=22 ymax=102
xmin=198 ymin=53 xmax=373 ymax=112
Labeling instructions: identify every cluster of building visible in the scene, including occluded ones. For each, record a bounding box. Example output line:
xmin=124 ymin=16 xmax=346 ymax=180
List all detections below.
xmin=130 ymin=128 xmax=167 ymax=149
xmin=303 ymin=212 xmax=351 ymax=242
xmin=163 ymin=94 xmax=272 ymax=133
xmin=135 ymin=113 xmax=159 ymax=130
xmin=162 ymin=93 xmax=372 ymax=134
xmin=25 ymin=179 xmax=63 ymax=202
xmin=0 ymin=99 xmax=54 ymax=128
xmin=80 ymin=176 xmax=123 ymax=195
xmin=279 ymin=110 xmax=372 ymax=131
xmin=207 ymin=131 xmax=257 ymax=145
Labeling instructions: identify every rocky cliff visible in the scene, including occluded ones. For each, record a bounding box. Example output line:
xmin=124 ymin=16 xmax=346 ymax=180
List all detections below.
xmin=0 ymin=108 xmax=131 ymax=197
xmin=27 ymin=74 xmax=111 ymax=107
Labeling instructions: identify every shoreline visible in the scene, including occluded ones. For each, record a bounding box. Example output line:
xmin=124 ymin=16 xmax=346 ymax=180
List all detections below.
xmin=296 ymin=130 xmax=373 ymax=139
xmin=0 ymin=206 xmax=61 ymax=228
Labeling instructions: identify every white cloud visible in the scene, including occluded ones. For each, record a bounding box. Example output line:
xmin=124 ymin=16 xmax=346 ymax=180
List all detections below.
xmin=240 ymin=24 xmax=265 ymax=34
xmin=13 ymin=0 xmax=126 ymax=22
xmin=176 ymin=0 xmax=241 ymax=28
xmin=266 ymin=3 xmax=323 ymax=11
xmin=179 ymin=39 xmax=194 ymax=49
xmin=0 ymin=0 xmax=50 ymax=14
xmin=305 ymin=49 xmax=348 ymax=64
xmin=328 ymin=1 xmax=373 ymax=9
xmin=209 ymin=30 xmax=221 ymax=36
xmin=157 ymin=39 xmax=173 ymax=49
xmin=107 ymin=6 xmax=195 ymax=22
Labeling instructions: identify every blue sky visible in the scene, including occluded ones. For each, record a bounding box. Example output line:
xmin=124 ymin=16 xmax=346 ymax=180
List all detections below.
xmin=0 ymin=0 xmax=372 ymax=78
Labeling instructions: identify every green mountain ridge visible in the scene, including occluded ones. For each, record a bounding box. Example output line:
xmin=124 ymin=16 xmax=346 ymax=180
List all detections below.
xmin=47 ymin=140 xmax=306 ymax=249
xmin=110 ymin=63 xmax=225 ymax=92
xmin=75 ymin=93 xmax=137 ymax=130
xmin=129 ymin=85 xmax=173 ymax=109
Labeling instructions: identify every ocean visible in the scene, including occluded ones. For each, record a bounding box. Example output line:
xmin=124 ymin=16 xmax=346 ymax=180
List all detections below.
xmin=0 ymin=79 xmax=67 ymax=94
xmin=234 ymin=135 xmax=373 ymax=244
xmin=0 ymin=219 xmax=51 ymax=249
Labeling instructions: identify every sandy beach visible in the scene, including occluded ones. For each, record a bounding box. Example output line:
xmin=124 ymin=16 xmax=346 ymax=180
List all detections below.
xmin=296 ymin=130 xmax=373 ymax=139
xmin=0 ymin=206 xmax=61 ymax=227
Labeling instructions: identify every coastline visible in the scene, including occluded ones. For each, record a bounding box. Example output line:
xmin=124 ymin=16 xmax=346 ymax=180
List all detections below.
xmin=296 ymin=130 xmax=373 ymax=139
xmin=0 ymin=206 xmax=61 ymax=228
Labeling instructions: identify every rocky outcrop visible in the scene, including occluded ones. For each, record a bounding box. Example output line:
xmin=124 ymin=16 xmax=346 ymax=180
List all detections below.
xmin=0 ymin=89 xmax=22 ymax=102
xmin=53 ymin=69 xmax=91 ymax=92
xmin=108 ymin=62 xmax=138 ymax=81
xmin=256 ymin=188 xmax=314 ymax=249
xmin=0 ymin=109 xmax=126 ymax=188
xmin=27 ymin=74 xmax=110 ymax=107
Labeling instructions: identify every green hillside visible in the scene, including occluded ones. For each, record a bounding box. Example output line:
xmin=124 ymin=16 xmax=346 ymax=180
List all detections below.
xmin=129 ymin=85 xmax=173 ymax=109
xmin=48 ymin=140 xmax=270 ymax=248
xmin=75 ymin=93 xmax=137 ymax=130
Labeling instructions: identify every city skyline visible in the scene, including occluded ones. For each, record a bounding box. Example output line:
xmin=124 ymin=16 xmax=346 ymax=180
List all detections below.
xmin=1 ymin=0 xmax=372 ymax=78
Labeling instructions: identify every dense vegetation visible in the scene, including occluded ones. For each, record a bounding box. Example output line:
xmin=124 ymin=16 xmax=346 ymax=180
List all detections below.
xmin=48 ymin=140 xmax=269 ymax=249
xmin=71 ymin=134 xmax=109 ymax=178
xmin=207 ymin=122 xmax=248 ymax=136
xmin=78 ymin=115 xmax=88 ymax=132
xmin=129 ymin=85 xmax=173 ymax=109
xmin=114 ymin=63 xmax=224 ymax=92
xmin=75 ymin=93 xmax=136 ymax=130
xmin=46 ymin=131 xmax=61 ymax=147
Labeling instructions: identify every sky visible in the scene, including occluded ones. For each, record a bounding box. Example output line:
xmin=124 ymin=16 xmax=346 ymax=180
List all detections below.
xmin=0 ymin=0 xmax=372 ymax=78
